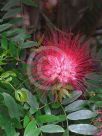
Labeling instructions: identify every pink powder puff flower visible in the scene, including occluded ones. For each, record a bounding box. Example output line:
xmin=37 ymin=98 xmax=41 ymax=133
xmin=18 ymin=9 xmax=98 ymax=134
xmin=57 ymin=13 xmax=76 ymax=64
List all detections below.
xmin=28 ymin=32 xmax=98 ymax=91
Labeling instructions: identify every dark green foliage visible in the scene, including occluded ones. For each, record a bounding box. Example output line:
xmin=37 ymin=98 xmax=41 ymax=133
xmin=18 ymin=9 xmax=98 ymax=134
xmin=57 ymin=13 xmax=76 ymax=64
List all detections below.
xmin=0 ymin=0 xmax=102 ymax=136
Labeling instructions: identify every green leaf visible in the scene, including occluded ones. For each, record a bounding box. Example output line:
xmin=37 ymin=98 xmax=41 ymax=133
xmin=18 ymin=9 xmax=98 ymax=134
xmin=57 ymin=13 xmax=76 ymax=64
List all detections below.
xmin=0 ymin=111 xmax=19 ymax=136
xmin=3 ymin=8 xmax=21 ymax=19
xmin=1 ymin=33 xmax=8 ymax=50
xmin=2 ymin=93 xmax=20 ymax=120
xmin=63 ymin=129 xmax=69 ymax=136
xmin=57 ymin=115 xmax=66 ymax=122
xmin=25 ymin=128 xmax=41 ymax=136
xmin=22 ymin=0 xmax=37 ymax=7
xmin=36 ymin=115 xmax=66 ymax=124
xmin=0 ymin=19 xmax=3 ymax=23
xmin=20 ymin=41 xmax=38 ymax=49
xmin=1 ymin=0 xmax=20 ymax=11
xmin=23 ymin=115 xmax=30 ymax=128
xmin=62 ymin=91 xmax=82 ymax=105
xmin=51 ymin=102 xmax=61 ymax=109
xmin=27 ymin=91 xmax=39 ymax=112
xmin=24 ymin=120 xmax=41 ymax=136
xmin=37 ymin=115 xmax=58 ymax=123
xmin=6 ymin=28 xmax=24 ymax=37
xmin=95 ymin=101 xmax=102 ymax=107
xmin=10 ymin=17 xmax=23 ymax=25
xmin=44 ymin=105 xmax=51 ymax=115
xmin=12 ymin=33 xmax=30 ymax=43
xmin=0 ymin=93 xmax=4 ymax=103
xmin=0 ymin=51 xmax=8 ymax=66
xmin=15 ymin=89 xmax=28 ymax=102
xmin=12 ymin=118 xmax=22 ymax=129
xmin=41 ymin=124 xmax=65 ymax=133
xmin=18 ymin=88 xmax=39 ymax=113
xmin=1 ymin=71 xmax=16 ymax=83
xmin=65 ymin=100 xmax=86 ymax=112
xmin=1 ymin=71 xmax=16 ymax=79
xmin=69 ymin=124 xmax=98 ymax=135
xmin=0 ymin=23 xmax=12 ymax=32
xmin=0 ymin=86 xmax=9 ymax=93
xmin=67 ymin=110 xmax=97 ymax=120
xmin=9 ymin=41 xmax=19 ymax=58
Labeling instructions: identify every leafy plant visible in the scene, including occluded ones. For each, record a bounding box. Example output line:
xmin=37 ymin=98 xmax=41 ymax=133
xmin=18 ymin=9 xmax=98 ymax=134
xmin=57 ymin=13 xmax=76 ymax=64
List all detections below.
xmin=0 ymin=0 xmax=102 ymax=136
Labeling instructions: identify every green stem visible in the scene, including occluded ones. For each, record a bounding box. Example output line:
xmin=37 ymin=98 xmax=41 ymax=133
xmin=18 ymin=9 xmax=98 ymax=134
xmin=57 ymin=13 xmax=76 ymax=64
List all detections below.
xmin=7 ymin=82 xmax=16 ymax=91
xmin=60 ymin=103 xmax=69 ymax=136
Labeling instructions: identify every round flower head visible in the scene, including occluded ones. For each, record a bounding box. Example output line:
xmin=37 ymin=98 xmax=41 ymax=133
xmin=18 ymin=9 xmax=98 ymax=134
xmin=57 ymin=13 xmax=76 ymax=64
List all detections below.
xmin=27 ymin=32 xmax=97 ymax=92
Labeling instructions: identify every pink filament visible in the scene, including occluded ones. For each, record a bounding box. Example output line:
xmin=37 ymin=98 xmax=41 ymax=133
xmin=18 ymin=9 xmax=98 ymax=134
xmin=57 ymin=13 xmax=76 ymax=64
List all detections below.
xmin=31 ymin=33 xmax=95 ymax=91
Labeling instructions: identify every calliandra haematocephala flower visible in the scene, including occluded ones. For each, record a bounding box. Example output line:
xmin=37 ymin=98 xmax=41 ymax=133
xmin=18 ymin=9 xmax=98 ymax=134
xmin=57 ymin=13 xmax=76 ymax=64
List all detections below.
xmin=27 ymin=32 xmax=100 ymax=100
